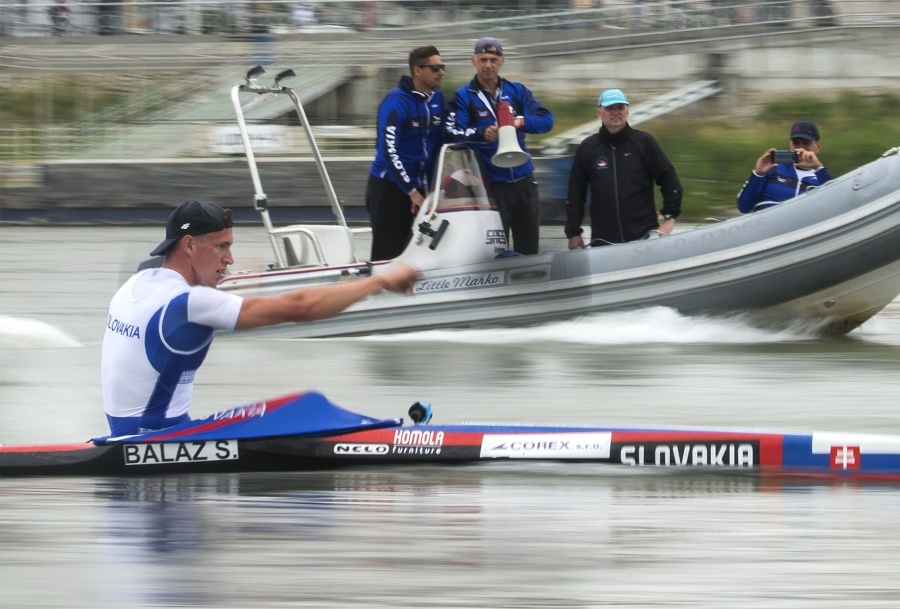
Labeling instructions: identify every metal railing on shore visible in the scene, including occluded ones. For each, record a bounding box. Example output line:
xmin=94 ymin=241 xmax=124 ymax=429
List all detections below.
xmin=2 ymin=0 xmax=895 ymax=39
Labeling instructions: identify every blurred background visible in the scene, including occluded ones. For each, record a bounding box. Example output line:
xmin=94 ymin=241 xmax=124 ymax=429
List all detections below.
xmin=2 ymin=0 xmax=899 ymax=222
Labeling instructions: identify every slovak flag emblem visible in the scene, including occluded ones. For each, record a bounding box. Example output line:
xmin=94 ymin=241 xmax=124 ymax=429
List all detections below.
xmin=595 ymin=158 xmax=609 ymax=169
xmin=830 ymin=445 xmax=861 ymax=470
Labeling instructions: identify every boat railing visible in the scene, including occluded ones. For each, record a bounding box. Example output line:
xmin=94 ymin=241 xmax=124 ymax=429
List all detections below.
xmin=412 ymin=145 xmax=450 ymax=236
xmin=230 ymin=66 xmax=362 ymax=270
xmin=269 ymin=224 xmax=357 ymax=268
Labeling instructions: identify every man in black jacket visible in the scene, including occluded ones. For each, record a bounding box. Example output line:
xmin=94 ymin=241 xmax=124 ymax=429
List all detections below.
xmin=565 ymin=89 xmax=683 ymax=248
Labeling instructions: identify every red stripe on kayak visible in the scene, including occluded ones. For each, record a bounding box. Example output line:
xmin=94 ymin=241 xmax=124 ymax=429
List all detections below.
xmin=759 ymin=435 xmax=784 ymax=467
xmin=137 ymin=392 xmax=304 ymax=442
xmin=0 ymin=443 xmax=94 ymax=453
xmin=611 ymin=431 xmax=781 ymax=441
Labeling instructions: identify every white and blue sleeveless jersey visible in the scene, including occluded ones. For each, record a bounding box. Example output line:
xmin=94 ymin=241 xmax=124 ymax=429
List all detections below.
xmin=101 ymin=268 xmax=242 ymax=435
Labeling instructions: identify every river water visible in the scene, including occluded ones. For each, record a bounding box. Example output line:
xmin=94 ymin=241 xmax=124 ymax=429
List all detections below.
xmin=2 ymin=226 xmax=900 ymax=608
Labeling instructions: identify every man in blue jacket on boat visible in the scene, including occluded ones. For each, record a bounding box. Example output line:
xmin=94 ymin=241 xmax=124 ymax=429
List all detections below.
xmin=366 ymin=45 xmax=446 ymax=261
xmin=101 ymin=200 xmax=417 ymax=436
xmin=445 ymin=37 xmax=554 ymax=255
xmin=737 ymin=120 xmax=833 ymax=213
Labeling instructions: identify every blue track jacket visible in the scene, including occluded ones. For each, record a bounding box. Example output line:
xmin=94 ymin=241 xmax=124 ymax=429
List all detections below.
xmin=445 ymin=76 xmax=553 ymax=184
xmin=369 ymin=75 xmax=444 ymax=194
xmin=737 ymin=163 xmax=833 ymax=213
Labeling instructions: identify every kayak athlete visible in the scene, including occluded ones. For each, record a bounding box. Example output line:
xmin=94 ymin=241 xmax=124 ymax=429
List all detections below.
xmin=101 ymin=200 xmax=417 ymax=436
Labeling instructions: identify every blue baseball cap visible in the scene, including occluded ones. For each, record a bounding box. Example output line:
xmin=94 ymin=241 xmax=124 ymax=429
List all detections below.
xmin=474 ymin=37 xmax=503 ymax=56
xmin=598 ymin=89 xmax=629 ymax=107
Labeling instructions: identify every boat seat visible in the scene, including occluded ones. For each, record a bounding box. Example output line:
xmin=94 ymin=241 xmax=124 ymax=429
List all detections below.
xmin=270 ymin=224 xmax=358 ymax=267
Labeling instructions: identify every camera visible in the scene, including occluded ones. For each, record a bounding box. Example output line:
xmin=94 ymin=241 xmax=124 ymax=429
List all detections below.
xmin=771 ymin=150 xmax=798 ymax=164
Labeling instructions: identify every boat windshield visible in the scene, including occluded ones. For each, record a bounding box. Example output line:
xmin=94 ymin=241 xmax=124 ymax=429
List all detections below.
xmin=434 ymin=146 xmax=494 ymax=212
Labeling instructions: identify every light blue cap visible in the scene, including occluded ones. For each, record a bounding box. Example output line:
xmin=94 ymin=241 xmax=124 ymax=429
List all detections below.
xmin=598 ymin=89 xmax=629 ymax=107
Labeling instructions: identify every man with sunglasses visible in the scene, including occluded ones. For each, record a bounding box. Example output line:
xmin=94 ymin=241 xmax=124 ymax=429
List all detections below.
xmin=736 ymin=120 xmax=832 ymax=213
xmin=366 ymin=45 xmax=446 ymax=261
xmin=445 ymin=37 xmax=554 ymax=255
xmin=101 ymin=200 xmax=418 ymax=436
xmin=566 ymin=89 xmax=683 ymax=248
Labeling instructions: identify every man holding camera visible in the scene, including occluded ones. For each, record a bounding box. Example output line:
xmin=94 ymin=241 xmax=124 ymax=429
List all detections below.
xmin=736 ymin=120 xmax=832 ymax=213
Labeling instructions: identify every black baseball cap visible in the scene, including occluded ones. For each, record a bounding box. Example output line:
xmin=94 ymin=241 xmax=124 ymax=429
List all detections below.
xmin=150 ymin=200 xmax=234 ymax=257
xmin=790 ymin=120 xmax=820 ymax=142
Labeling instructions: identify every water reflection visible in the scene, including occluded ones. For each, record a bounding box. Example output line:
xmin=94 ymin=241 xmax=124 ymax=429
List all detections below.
xmin=4 ymin=468 xmax=900 ymax=608
xmin=95 ymin=477 xmax=224 ymax=606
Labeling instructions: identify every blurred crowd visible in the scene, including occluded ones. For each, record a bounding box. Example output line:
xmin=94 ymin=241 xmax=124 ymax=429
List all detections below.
xmin=0 ymin=0 xmax=861 ymax=39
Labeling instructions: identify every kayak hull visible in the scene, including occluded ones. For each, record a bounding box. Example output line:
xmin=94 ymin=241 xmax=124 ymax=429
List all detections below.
xmin=5 ymin=424 xmax=900 ymax=482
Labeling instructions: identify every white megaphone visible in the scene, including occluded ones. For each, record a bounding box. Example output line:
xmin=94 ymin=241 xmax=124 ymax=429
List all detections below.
xmin=491 ymin=101 xmax=530 ymax=168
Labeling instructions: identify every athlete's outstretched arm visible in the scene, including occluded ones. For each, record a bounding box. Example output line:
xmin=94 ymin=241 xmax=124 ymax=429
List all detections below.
xmin=235 ymin=264 xmax=418 ymax=330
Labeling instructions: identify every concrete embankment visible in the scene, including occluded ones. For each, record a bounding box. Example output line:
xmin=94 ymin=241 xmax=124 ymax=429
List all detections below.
xmin=2 ymin=22 xmax=899 ymax=224
xmin=0 ymin=158 xmax=373 ymax=224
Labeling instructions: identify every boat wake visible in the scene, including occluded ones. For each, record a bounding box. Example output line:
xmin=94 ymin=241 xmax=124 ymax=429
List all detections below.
xmin=359 ymin=306 xmax=828 ymax=345
xmin=0 ymin=316 xmax=82 ymax=348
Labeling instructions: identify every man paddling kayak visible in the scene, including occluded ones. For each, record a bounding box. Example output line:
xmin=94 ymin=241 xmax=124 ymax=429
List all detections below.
xmin=101 ymin=200 xmax=418 ymax=436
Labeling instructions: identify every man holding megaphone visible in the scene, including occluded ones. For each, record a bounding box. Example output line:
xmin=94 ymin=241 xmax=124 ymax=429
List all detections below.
xmin=445 ymin=37 xmax=554 ymax=255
